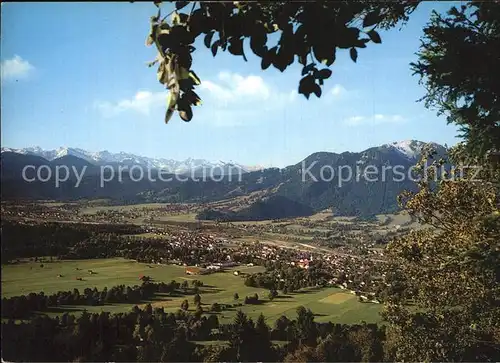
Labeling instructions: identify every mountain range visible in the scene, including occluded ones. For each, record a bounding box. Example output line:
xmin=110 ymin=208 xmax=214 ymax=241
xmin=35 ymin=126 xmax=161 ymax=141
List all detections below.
xmin=0 ymin=140 xmax=448 ymax=217
xmin=0 ymin=146 xmax=263 ymax=175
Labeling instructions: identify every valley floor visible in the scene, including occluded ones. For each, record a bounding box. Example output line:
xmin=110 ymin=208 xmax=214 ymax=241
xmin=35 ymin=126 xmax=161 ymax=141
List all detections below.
xmin=2 ymin=257 xmax=382 ymax=324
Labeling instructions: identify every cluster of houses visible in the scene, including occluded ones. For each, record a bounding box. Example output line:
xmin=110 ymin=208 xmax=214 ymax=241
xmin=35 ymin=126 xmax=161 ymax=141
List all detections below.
xmin=1 ymin=204 xmax=74 ymax=221
xmin=326 ymin=280 xmax=381 ymax=304
xmin=167 ymin=231 xmax=223 ymax=251
xmin=185 ymin=261 xmax=240 ymax=275
xmin=1 ymin=202 xmax=203 ymax=225
xmin=234 ymin=241 xmax=387 ymax=297
xmin=290 ymin=257 xmax=313 ymax=269
xmin=4 ymin=201 xmax=391 ymax=300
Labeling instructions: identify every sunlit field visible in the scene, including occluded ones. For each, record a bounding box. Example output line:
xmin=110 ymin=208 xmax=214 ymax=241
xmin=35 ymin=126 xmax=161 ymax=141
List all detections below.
xmin=2 ymin=258 xmax=382 ymax=324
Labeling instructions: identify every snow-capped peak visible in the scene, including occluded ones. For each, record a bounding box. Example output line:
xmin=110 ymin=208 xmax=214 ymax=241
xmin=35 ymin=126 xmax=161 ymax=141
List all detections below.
xmin=0 ymin=146 xmax=261 ymax=175
xmin=390 ymin=140 xmax=422 ymax=159
xmin=383 ymin=140 xmax=441 ymax=159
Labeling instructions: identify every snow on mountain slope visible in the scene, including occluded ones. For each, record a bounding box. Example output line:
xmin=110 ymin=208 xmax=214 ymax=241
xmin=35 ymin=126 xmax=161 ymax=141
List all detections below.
xmin=383 ymin=140 xmax=444 ymax=160
xmin=1 ymin=140 xmax=444 ymax=174
xmin=0 ymin=146 xmax=262 ymax=175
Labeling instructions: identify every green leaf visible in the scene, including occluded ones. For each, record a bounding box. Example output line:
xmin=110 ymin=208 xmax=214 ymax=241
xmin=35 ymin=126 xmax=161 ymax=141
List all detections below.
xmin=318 ymin=48 xmax=336 ymax=67
xmin=179 ymin=106 xmax=193 ymax=122
xmin=165 ymin=91 xmax=176 ymax=124
xmin=220 ymin=39 xmax=228 ymax=52
xmin=273 ymin=57 xmax=287 ymax=72
xmin=354 ymin=38 xmax=369 ymax=48
xmin=178 ymin=66 xmax=189 ymax=80
xmin=204 ymin=31 xmax=214 ymax=48
xmin=367 ymin=30 xmax=382 ymax=44
xmin=188 ymin=9 xmax=205 ymax=37
xmin=176 ymin=47 xmax=193 ymax=69
xmin=184 ymin=90 xmax=202 ymax=106
xmin=250 ymin=28 xmax=267 ymax=57
xmin=157 ymin=62 xmax=169 ymax=84
xmin=350 ymin=47 xmax=358 ymax=63
xmin=313 ymin=42 xmax=333 ymax=66
xmin=298 ymin=75 xmax=315 ymax=99
xmin=336 ymin=27 xmax=360 ymax=49
xmin=165 ymin=108 xmax=174 ymax=124
xmin=298 ymin=55 xmax=307 ymax=66
xmin=261 ymin=46 xmax=277 ymax=70
xmin=312 ymin=84 xmax=322 ymax=98
xmin=261 ymin=54 xmax=272 ymax=70
xmin=169 ymin=26 xmax=192 ymax=45
xmin=363 ymin=11 xmax=381 ymax=28
xmin=228 ymin=37 xmax=247 ymax=61
xmin=172 ymin=11 xmax=181 ymax=26
xmin=177 ymin=97 xmax=193 ymax=122
xmin=273 ymin=46 xmax=291 ymax=72
xmin=211 ymin=40 xmax=220 ymax=57
xmin=189 ymin=71 xmax=201 ymax=85
xmin=301 ymin=63 xmax=316 ymax=76
xmin=316 ymin=69 xmax=332 ymax=80
xmin=228 ymin=37 xmax=244 ymax=56
xmin=175 ymin=1 xmax=188 ymax=10
xmin=179 ymin=77 xmax=195 ymax=91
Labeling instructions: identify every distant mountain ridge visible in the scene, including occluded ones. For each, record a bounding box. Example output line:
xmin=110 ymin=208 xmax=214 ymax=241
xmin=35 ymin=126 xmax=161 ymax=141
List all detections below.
xmin=1 ymin=139 xmax=443 ymax=169
xmin=0 ymin=140 xmax=448 ymax=217
xmin=0 ymin=146 xmax=263 ymax=175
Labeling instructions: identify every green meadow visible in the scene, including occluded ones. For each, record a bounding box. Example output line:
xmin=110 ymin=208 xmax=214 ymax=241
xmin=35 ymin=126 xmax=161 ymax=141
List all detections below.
xmin=2 ymin=258 xmax=382 ymax=324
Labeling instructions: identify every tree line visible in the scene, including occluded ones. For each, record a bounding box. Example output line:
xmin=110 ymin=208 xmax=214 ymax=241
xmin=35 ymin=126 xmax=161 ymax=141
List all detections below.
xmin=1 ymin=303 xmax=394 ymax=362
xmin=1 ymin=279 xmax=201 ymax=320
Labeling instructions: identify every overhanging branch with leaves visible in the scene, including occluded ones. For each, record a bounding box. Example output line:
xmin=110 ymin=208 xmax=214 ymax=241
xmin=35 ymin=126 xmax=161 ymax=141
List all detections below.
xmin=146 ymin=1 xmax=420 ymax=123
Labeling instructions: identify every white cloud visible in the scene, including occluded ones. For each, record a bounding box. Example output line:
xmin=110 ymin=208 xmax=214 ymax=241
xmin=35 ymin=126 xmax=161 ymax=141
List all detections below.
xmin=93 ymin=72 xmax=277 ymax=122
xmin=204 ymin=110 xmax=247 ymax=127
xmin=330 ymin=84 xmax=347 ymax=97
xmin=344 ymin=114 xmax=406 ymax=126
xmin=92 ymin=71 xmax=305 ymax=125
xmin=288 ymin=90 xmax=299 ymax=102
xmin=194 ymin=71 xmax=300 ymax=127
xmin=94 ymin=90 xmax=165 ymax=118
xmin=1 ymin=55 xmax=34 ymax=80
xmin=345 ymin=116 xmax=366 ymax=125
xmin=323 ymin=84 xmax=358 ymax=104
xmin=199 ymin=71 xmax=271 ymax=107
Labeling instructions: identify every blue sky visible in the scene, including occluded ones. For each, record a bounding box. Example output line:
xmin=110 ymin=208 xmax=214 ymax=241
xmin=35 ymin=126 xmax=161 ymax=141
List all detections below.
xmin=1 ymin=1 xmax=462 ymax=167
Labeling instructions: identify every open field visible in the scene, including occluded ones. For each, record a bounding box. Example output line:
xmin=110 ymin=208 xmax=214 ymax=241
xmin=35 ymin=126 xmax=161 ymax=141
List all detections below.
xmin=152 ymin=213 xmax=199 ymax=222
xmin=26 ymin=199 xmax=425 ymax=238
xmin=79 ymin=203 xmax=175 ymax=214
xmin=2 ymin=258 xmax=382 ymax=324
xmin=40 ymin=199 xmax=111 ymax=208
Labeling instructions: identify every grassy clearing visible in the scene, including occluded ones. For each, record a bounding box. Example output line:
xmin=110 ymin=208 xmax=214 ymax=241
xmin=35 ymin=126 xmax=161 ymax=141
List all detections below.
xmin=40 ymin=201 xmax=79 ymax=207
xmin=152 ymin=213 xmax=198 ymax=222
xmin=302 ymin=210 xmax=333 ymax=221
xmin=319 ymin=292 xmax=353 ymax=304
xmin=2 ymin=258 xmax=381 ymax=324
xmin=230 ymin=219 xmax=285 ymax=226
